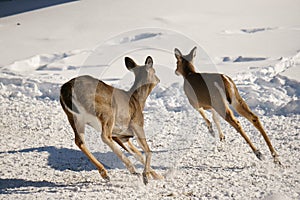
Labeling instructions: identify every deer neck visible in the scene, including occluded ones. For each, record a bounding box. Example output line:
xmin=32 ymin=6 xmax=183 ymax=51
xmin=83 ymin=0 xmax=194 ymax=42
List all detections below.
xmin=128 ymin=83 xmax=155 ymax=110
xmin=182 ymin=62 xmax=196 ymax=78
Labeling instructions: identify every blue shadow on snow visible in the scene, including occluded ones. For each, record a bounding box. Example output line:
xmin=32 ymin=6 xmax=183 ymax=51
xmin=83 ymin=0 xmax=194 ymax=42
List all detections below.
xmin=0 ymin=0 xmax=78 ymax=18
xmin=1 ymin=146 xmax=125 ymax=171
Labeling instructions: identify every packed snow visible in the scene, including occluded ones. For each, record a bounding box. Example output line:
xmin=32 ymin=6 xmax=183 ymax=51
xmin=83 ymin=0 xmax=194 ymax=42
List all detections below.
xmin=1 ymin=0 xmax=299 ymax=199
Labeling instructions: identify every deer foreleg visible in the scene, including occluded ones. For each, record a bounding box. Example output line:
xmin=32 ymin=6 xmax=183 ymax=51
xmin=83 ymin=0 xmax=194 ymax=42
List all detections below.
xmin=100 ymin=119 xmax=138 ymax=175
xmin=198 ymin=108 xmax=214 ymax=135
xmin=211 ymin=109 xmax=225 ymax=141
xmin=131 ymin=125 xmax=154 ymax=185
xmin=126 ymin=140 xmax=163 ymax=180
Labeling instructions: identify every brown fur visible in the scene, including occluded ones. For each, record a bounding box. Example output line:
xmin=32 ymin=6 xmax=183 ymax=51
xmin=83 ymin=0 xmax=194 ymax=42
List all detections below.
xmin=174 ymin=47 xmax=281 ymax=165
xmin=60 ymin=56 xmax=163 ymax=184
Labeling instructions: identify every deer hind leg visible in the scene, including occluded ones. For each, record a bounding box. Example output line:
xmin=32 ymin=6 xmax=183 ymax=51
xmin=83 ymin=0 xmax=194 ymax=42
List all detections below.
xmin=232 ymin=97 xmax=281 ymax=164
xmin=125 ymin=140 xmax=163 ymax=180
xmin=211 ymin=109 xmax=225 ymax=141
xmin=198 ymin=107 xmax=214 ymax=135
xmin=67 ymin=114 xmax=109 ymax=180
xmin=100 ymin=117 xmax=138 ymax=176
xmin=220 ymin=106 xmax=263 ymax=160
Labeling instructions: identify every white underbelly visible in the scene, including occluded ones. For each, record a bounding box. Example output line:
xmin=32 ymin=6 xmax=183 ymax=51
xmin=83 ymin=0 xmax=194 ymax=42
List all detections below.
xmin=71 ymin=97 xmax=132 ymax=136
xmin=71 ymin=99 xmax=102 ymax=132
xmin=85 ymin=113 xmax=102 ymax=132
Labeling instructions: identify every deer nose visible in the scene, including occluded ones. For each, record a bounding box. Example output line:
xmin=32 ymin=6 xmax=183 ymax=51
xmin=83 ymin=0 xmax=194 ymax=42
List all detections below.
xmin=156 ymin=76 xmax=160 ymax=83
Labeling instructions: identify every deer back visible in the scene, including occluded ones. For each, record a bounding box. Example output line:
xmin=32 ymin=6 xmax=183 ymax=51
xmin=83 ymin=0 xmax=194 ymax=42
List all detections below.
xmin=60 ymin=56 xmax=159 ymax=134
xmin=185 ymin=72 xmax=235 ymax=116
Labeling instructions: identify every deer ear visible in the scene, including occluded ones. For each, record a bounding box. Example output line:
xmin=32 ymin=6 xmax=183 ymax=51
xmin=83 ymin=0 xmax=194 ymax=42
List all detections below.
xmin=174 ymin=48 xmax=182 ymax=61
xmin=189 ymin=46 xmax=197 ymax=60
xmin=145 ymin=56 xmax=153 ymax=68
xmin=125 ymin=57 xmax=137 ymax=71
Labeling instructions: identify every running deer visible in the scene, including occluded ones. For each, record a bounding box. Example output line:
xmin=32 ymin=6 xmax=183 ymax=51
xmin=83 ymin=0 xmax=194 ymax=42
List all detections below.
xmin=174 ymin=47 xmax=281 ymax=165
xmin=60 ymin=56 xmax=163 ymax=184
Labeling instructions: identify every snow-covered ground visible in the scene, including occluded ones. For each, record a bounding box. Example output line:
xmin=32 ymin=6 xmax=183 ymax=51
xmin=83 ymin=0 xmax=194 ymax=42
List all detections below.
xmin=0 ymin=0 xmax=299 ymax=199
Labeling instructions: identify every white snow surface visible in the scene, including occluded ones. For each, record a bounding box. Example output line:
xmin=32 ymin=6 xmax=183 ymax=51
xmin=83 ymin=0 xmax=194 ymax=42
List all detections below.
xmin=1 ymin=0 xmax=300 ymax=199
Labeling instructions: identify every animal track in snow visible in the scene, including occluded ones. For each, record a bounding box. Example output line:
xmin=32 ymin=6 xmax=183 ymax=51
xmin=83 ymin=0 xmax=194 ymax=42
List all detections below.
xmin=222 ymin=56 xmax=267 ymax=62
xmin=222 ymin=27 xmax=277 ymax=34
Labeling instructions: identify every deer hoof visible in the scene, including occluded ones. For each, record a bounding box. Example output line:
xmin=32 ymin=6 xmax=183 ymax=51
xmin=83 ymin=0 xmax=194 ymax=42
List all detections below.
xmin=219 ymin=135 xmax=225 ymax=142
xmin=132 ymin=172 xmax=141 ymax=177
xmin=208 ymin=127 xmax=215 ymax=138
xmin=254 ymin=150 xmax=263 ymax=160
xmin=104 ymin=175 xmax=110 ymax=182
xmin=142 ymin=172 xmax=149 ymax=185
xmin=208 ymin=125 xmax=214 ymax=133
xmin=273 ymin=157 xmax=282 ymax=166
xmin=99 ymin=169 xmax=110 ymax=181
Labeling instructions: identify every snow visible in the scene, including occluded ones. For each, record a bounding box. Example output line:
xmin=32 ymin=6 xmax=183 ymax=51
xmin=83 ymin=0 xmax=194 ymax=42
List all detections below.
xmin=0 ymin=0 xmax=299 ymax=199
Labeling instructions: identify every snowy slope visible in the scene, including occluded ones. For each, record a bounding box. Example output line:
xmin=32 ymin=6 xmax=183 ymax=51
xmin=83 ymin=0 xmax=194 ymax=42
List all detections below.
xmin=0 ymin=31 xmax=299 ymax=200
xmin=1 ymin=29 xmax=299 ymax=115
xmin=1 ymin=0 xmax=300 ymax=199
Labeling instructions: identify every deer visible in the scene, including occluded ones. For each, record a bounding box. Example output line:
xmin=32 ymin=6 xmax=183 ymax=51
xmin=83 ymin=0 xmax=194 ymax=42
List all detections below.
xmin=60 ymin=56 xmax=164 ymax=185
xmin=174 ymin=47 xmax=281 ymax=165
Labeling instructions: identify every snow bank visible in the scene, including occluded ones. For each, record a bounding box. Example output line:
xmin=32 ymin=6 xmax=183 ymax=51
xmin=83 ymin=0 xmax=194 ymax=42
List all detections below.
xmin=234 ymin=52 xmax=300 ymax=116
xmin=0 ymin=76 xmax=61 ymax=100
xmin=3 ymin=49 xmax=89 ymax=73
xmin=1 ymin=50 xmax=299 ymax=116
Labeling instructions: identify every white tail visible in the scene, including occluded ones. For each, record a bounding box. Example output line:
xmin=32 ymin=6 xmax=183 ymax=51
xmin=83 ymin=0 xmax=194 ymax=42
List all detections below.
xmin=174 ymin=47 xmax=281 ymax=165
xmin=60 ymin=56 xmax=163 ymax=184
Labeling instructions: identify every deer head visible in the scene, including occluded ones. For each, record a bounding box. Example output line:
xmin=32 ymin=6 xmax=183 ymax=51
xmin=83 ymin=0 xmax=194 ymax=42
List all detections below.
xmin=174 ymin=46 xmax=197 ymax=77
xmin=126 ymin=56 xmax=160 ymax=106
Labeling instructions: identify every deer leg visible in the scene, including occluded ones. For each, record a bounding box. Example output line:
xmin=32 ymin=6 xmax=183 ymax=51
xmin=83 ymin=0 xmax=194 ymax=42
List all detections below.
xmin=126 ymin=140 xmax=163 ymax=180
xmin=221 ymin=107 xmax=263 ymax=160
xmin=112 ymin=137 xmax=130 ymax=152
xmin=67 ymin=115 xmax=109 ymax=181
xmin=198 ymin=107 xmax=214 ymax=135
xmin=131 ymin=125 xmax=153 ymax=185
xmin=126 ymin=140 xmax=144 ymax=163
xmin=232 ymin=99 xmax=281 ymax=165
xmin=211 ymin=109 xmax=225 ymax=141
xmin=136 ymin=137 xmax=151 ymax=185
xmin=100 ymin=118 xmax=138 ymax=176
xmin=112 ymin=136 xmax=162 ymax=179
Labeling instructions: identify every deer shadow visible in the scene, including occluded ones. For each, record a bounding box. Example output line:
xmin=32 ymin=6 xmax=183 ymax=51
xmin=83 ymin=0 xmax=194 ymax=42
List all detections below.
xmin=0 ymin=178 xmax=65 ymax=194
xmin=0 ymin=147 xmax=123 ymax=194
xmin=2 ymin=146 xmax=126 ymax=171
xmin=0 ymin=146 xmax=168 ymax=194
xmin=2 ymin=146 xmax=168 ymax=172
